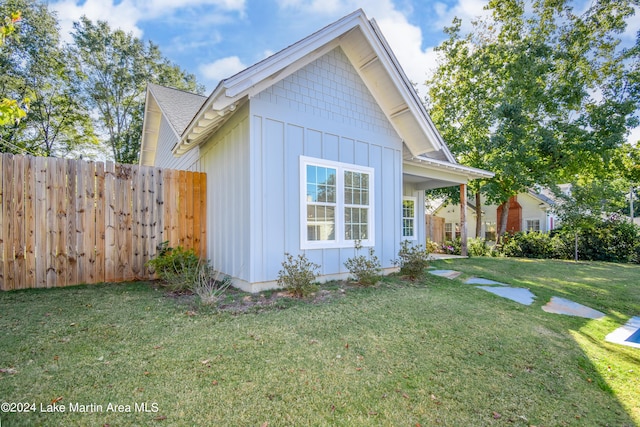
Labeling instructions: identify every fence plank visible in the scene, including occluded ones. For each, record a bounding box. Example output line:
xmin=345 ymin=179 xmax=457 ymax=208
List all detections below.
xmin=178 ymin=171 xmax=187 ymax=248
xmin=45 ymin=157 xmax=57 ymax=288
xmin=185 ymin=170 xmax=194 ymax=251
xmin=192 ymin=170 xmax=201 ymax=256
xmin=104 ymin=161 xmax=116 ymax=282
xmin=12 ymin=156 xmax=25 ymax=290
xmin=95 ymin=162 xmax=105 ymax=283
xmin=200 ymin=173 xmax=207 ymax=257
xmin=141 ymin=166 xmax=151 ymax=276
xmin=85 ymin=161 xmax=97 ymax=284
xmin=25 ymin=156 xmax=36 ymax=288
xmin=4 ymin=154 xmax=15 ymax=290
xmin=35 ymin=157 xmax=47 ymax=288
xmin=66 ymin=159 xmax=78 ymax=286
xmin=54 ymin=158 xmax=67 ymax=287
xmin=131 ymin=165 xmax=142 ymax=278
xmin=0 ymin=153 xmax=4 ymax=290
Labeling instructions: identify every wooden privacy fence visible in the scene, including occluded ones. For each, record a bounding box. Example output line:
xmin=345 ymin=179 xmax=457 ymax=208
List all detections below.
xmin=0 ymin=154 xmax=206 ymax=291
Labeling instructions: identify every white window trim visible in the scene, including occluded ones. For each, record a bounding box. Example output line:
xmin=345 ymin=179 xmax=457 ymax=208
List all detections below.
xmin=300 ymin=156 xmax=375 ymax=249
xmin=525 ymin=218 xmax=541 ymax=232
xmin=402 ymin=196 xmax=417 ymax=241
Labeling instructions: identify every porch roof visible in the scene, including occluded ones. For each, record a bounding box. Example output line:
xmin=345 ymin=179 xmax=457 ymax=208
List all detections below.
xmin=403 ymin=155 xmax=494 ymax=190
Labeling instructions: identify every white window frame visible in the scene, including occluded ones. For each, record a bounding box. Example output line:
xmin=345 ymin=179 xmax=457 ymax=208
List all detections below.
xmin=300 ymin=156 xmax=375 ymax=249
xmin=525 ymin=219 xmax=541 ymax=232
xmin=402 ymin=196 xmax=417 ymax=240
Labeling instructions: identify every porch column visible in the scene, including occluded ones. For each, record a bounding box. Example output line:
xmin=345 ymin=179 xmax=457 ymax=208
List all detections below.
xmin=460 ymin=184 xmax=468 ymax=256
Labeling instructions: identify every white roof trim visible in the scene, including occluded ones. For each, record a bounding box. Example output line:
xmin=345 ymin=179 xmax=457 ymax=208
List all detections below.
xmin=406 ymin=155 xmax=494 ymax=180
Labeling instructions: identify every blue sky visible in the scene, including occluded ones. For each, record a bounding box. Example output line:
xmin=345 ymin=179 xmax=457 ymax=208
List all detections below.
xmin=47 ymin=0 xmax=498 ymax=94
xmin=48 ymin=0 xmax=639 ymax=143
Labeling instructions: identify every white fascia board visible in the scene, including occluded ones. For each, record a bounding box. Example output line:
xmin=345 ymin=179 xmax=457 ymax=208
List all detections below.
xmin=406 ymin=156 xmax=494 ymax=180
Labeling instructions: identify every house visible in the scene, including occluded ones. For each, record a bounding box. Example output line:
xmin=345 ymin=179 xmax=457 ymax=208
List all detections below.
xmin=430 ymin=191 xmax=558 ymax=244
xmin=140 ymin=9 xmax=493 ymax=292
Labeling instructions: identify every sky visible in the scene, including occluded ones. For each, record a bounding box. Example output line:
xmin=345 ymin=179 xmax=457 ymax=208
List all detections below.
xmin=47 ymin=0 xmax=640 ymax=144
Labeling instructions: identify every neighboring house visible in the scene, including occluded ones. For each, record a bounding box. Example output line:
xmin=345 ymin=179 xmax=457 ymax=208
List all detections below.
xmin=140 ymin=9 xmax=493 ymax=292
xmin=431 ymin=191 xmax=558 ymax=243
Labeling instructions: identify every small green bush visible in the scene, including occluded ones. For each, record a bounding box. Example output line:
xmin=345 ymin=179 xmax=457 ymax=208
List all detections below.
xmin=426 ymin=240 xmax=440 ymax=254
xmin=146 ymin=242 xmax=200 ymax=291
xmin=442 ymin=238 xmax=462 ymax=255
xmin=396 ymin=240 xmax=430 ymax=280
xmin=468 ymin=237 xmax=489 ymax=257
xmin=344 ymin=240 xmax=382 ymax=286
xmin=277 ymin=253 xmax=320 ymax=298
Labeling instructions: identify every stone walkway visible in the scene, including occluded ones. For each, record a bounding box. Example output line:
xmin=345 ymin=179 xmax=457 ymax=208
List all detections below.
xmin=429 ymin=270 xmax=638 ymax=349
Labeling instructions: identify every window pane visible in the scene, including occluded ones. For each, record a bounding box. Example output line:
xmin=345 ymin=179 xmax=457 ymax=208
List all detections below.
xmin=345 ymin=207 xmax=368 ymax=240
xmin=307 ymin=205 xmax=335 ymax=241
xmin=344 ymin=171 xmax=369 ymax=206
xmin=307 ymin=165 xmax=336 ymax=203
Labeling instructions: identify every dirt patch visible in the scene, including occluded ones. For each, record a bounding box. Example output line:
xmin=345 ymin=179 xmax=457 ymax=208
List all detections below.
xmin=161 ymin=281 xmax=360 ymax=314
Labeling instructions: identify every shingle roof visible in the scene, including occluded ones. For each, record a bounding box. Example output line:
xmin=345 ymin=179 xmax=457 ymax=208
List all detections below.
xmin=147 ymin=83 xmax=207 ymax=135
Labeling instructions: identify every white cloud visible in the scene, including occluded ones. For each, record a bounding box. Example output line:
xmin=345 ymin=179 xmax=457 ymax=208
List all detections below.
xmin=628 ymin=126 xmax=640 ymax=145
xmin=433 ymin=0 xmax=490 ymax=33
xmin=52 ymin=0 xmax=143 ymax=40
xmin=49 ymin=0 xmax=245 ymax=43
xmin=198 ymin=56 xmax=247 ymax=85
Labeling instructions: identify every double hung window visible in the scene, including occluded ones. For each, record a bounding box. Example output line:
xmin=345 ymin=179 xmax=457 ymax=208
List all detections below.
xmin=301 ymin=156 xmax=374 ymax=249
xmin=402 ymin=197 xmax=417 ymax=240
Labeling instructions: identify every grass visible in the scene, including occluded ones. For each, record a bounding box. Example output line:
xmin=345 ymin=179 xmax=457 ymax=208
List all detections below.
xmin=0 ymin=258 xmax=638 ymax=426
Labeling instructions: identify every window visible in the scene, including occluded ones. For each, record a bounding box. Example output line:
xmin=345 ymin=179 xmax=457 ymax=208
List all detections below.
xmin=484 ymin=221 xmax=497 ymax=241
xmin=444 ymin=222 xmax=460 ymax=241
xmin=301 ymin=156 xmax=374 ymax=249
xmin=402 ymin=197 xmax=417 ymax=240
xmin=525 ymin=219 xmax=540 ymax=232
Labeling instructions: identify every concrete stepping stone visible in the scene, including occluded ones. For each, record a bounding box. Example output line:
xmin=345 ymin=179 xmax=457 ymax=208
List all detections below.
xmin=428 ymin=270 xmax=461 ymax=279
xmin=542 ymin=297 xmax=605 ymax=319
xmin=465 ymin=277 xmax=507 ymax=286
xmin=476 ymin=286 xmax=535 ymax=305
xmin=605 ymin=316 xmax=640 ymax=349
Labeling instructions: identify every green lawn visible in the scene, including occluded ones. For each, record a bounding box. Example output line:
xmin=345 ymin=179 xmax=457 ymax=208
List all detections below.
xmin=0 ymin=258 xmax=638 ymax=426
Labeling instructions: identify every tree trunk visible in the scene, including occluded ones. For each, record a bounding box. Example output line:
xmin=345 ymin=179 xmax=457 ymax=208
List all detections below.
xmin=497 ymin=200 xmax=510 ymax=244
xmin=475 ymin=191 xmax=482 ymax=238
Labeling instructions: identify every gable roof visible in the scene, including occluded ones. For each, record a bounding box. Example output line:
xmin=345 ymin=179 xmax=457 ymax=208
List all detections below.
xmin=149 ymin=83 xmax=207 ymax=135
xmin=141 ymin=9 xmax=460 ymax=166
xmin=140 ymin=84 xmax=207 ymax=166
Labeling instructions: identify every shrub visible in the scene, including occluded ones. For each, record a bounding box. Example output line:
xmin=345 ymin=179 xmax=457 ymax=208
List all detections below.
xmin=192 ymin=263 xmax=232 ymax=305
xmin=442 ymin=238 xmax=462 ymax=255
xmin=396 ymin=240 xmax=430 ymax=280
xmin=468 ymin=237 xmax=489 ymax=257
xmin=344 ymin=240 xmax=382 ymax=286
xmin=277 ymin=253 xmax=320 ymax=298
xmin=146 ymin=242 xmax=200 ymax=291
xmin=426 ymin=240 xmax=440 ymax=254
xmin=500 ymin=231 xmax=555 ymax=259
xmin=496 ymin=216 xmax=640 ymax=263
xmin=553 ymin=216 xmax=640 ymax=263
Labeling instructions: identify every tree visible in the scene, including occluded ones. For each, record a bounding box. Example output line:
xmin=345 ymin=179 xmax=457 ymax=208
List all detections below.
xmin=72 ymin=17 xmax=204 ymax=164
xmin=0 ymin=0 xmax=96 ymax=157
xmin=0 ymin=10 xmax=27 ymax=127
xmin=426 ymin=0 xmax=640 ymax=241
